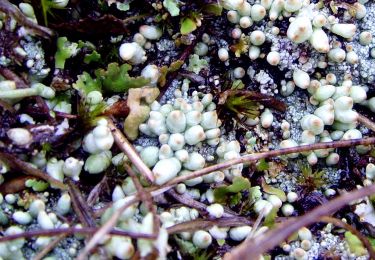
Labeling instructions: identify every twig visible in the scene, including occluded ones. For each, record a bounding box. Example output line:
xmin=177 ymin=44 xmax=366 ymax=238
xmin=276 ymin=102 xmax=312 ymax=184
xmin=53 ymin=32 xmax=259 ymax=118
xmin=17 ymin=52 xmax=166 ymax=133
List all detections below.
xmin=124 ymin=163 xmax=159 ymax=236
xmin=224 ymin=183 xmax=375 ymax=260
xmin=0 ymin=68 xmax=29 ymax=89
xmin=159 ymin=138 xmax=375 ymax=188
xmin=33 ymin=234 xmax=66 ymax=260
xmin=76 ymin=196 xmax=138 ymax=260
xmin=0 ymin=0 xmax=54 ymax=39
xmin=320 ymin=216 xmax=375 ymax=260
xmin=167 ymin=218 xmax=254 ymax=234
xmin=166 ymin=189 xmax=238 ymax=218
xmin=67 ymin=180 xmax=96 ymax=227
xmin=107 ymin=119 xmax=154 ymax=182
xmin=247 ymin=208 xmax=265 ymax=240
xmin=0 ymin=227 xmax=155 ymax=243
xmin=358 ymin=114 xmax=375 ymax=132
xmin=0 ymin=152 xmax=67 ymax=190
xmin=87 ymin=175 xmax=109 ymax=207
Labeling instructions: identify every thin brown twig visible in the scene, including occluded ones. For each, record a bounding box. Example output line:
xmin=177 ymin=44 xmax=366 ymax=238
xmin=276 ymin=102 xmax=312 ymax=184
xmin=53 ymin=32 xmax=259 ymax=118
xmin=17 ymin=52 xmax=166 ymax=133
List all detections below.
xmin=166 ymin=189 xmax=238 ymax=218
xmin=124 ymin=163 xmax=159 ymax=236
xmin=0 ymin=0 xmax=54 ymax=39
xmin=158 ymin=138 xmax=375 ymax=189
xmin=67 ymin=180 xmax=96 ymax=227
xmin=247 ymin=208 xmax=265 ymax=240
xmin=224 ymin=184 xmax=375 ymax=260
xmin=0 ymin=68 xmax=29 ymax=89
xmin=33 ymin=234 xmax=66 ymax=260
xmin=0 ymin=152 xmax=67 ymax=190
xmin=107 ymin=119 xmax=154 ymax=182
xmin=0 ymin=227 xmax=156 ymax=243
xmin=167 ymin=218 xmax=254 ymax=234
xmin=320 ymin=216 xmax=375 ymax=260
xmin=87 ymin=175 xmax=109 ymax=207
xmin=358 ymin=114 xmax=375 ymax=132
xmin=76 ymin=196 xmax=138 ymax=260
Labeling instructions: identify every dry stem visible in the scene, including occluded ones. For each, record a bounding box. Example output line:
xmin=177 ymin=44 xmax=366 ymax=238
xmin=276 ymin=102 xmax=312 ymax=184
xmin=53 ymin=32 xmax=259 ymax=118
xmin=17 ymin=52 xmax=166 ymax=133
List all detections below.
xmin=107 ymin=119 xmax=154 ymax=182
xmin=167 ymin=218 xmax=254 ymax=234
xmin=0 ymin=152 xmax=67 ymax=190
xmin=67 ymin=180 xmax=96 ymax=227
xmin=159 ymin=137 xmax=375 ymax=188
xmin=0 ymin=0 xmax=54 ymax=38
xmin=358 ymin=114 xmax=375 ymax=132
xmin=76 ymin=196 xmax=138 ymax=260
xmin=124 ymin=163 xmax=159 ymax=236
xmin=224 ymin=183 xmax=375 ymax=259
xmin=0 ymin=227 xmax=155 ymax=243
xmin=167 ymin=189 xmax=238 ymax=218
xmin=33 ymin=234 xmax=67 ymax=260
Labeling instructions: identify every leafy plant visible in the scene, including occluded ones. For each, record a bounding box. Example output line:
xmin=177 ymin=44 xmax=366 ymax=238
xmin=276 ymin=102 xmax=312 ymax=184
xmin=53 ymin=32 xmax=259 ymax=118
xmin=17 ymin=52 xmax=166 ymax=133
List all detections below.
xmin=256 ymin=159 xmax=270 ymax=171
xmin=261 ymin=179 xmax=286 ymax=202
xmin=230 ymin=35 xmax=249 ymax=57
xmin=163 ymin=0 xmax=180 ymax=16
xmin=297 ymin=163 xmax=326 ymax=192
xmin=180 ymin=12 xmax=202 ymax=35
xmin=175 ymin=236 xmax=198 ymax=255
xmin=219 ymin=90 xmax=261 ymax=120
xmin=84 ymin=50 xmax=101 ymax=64
xmin=214 ymin=176 xmax=251 ymax=206
xmin=40 ymin=0 xmax=67 ymax=25
xmin=78 ymin=101 xmax=107 ymax=129
xmin=264 ymin=208 xmax=278 ymax=228
xmin=73 ymin=63 xmax=150 ymax=98
xmin=158 ymin=60 xmax=184 ymax=87
xmin=345 ymin=231 xmax=367 ymax=256
xmin=95 ymin=63 xmax=150 ymax=93
xmin=187 ymin=54 xmax=208 ymax=74
xmin=201 ymin=3 xmax=223 ymax=16
xmin=25 ymin=179 xmax=49 ymax=192
xmin=73 ymin=72 xmax=102 ymax=96
xmin=219 ymin=90 xmax=286 ymax=121
xmin=55 ymin=37 xmax=79 ymax=69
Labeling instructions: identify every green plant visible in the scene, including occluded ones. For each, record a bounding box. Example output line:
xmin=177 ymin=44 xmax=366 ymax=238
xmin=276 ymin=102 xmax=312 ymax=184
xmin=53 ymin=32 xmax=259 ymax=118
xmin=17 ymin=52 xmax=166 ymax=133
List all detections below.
xmin=297 ymin=163 xmax=326 ymax=191
xmin=219 ymin=90 xmax=261 ymax=120
xmin=214 ymin=176 xmax=251 ymax=206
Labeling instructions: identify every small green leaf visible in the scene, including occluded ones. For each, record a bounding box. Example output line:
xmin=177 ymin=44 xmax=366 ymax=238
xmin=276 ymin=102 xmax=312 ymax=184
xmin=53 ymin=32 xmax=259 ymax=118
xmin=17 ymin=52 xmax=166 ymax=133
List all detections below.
xmin=25 ymin=179 xmax=49 ymax=192
xmin=264 ymin=208 xmax=278 ymax=228
xmin=202 ymin=4 xmax=223 ymax=16
xmin=214 ymin=176 xmax=251 ymax=203
xmin=231 ymin=80 xmax=245 ymax=90
xmin=345 ymin=231 xmax=367 ymax=256
xmin=84 ymin=51 xmax=101 ymax=64
xmin=262 ymin=181 xmax=286 ymax=202
xmin=248 ymin=186 xmax=262 ymax=205
xmin=55 ymin=37 xmax=79 ymax=69
xmin=73 ymin=72 xmax=102 ymax=96
xmin=95 ymin=63 xmax=150 ymax=93
xmin=116 ymin=2 xmax=130 ymax=11
xmin=187 ymin=54 xmax=208 ymax=74
xmin=180 ymin=17 xmax=197 ymax=35
xmin=163 ymin=0 xmax=180 ymax=16
xmin=157 ymin=60 xmax=183 ymax=87
xmin=256 ymin=159 xmax=269 ymax=171
xmin=175 ymin=236 xmax=198 ymax=255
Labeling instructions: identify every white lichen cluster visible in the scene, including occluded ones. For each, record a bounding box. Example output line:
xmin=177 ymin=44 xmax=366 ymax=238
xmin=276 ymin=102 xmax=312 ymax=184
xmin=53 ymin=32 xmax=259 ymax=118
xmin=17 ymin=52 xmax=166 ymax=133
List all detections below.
xmin=119 ymin=24 xmax=162 ymax=64
xmin=82 ymin=118 xmax=114 ymax=174
xmin=280 ymin=75 xmax=371 ymax=165
xmin=136 ymin=86 xmax=222 ymax=185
